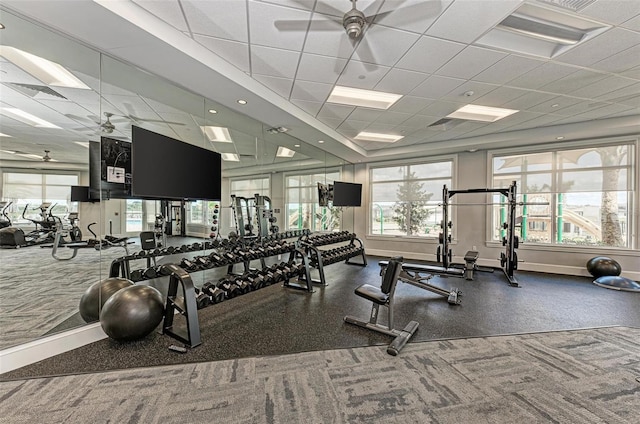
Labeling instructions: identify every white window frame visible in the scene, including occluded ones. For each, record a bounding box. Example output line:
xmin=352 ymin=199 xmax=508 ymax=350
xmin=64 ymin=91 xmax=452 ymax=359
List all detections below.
xmin=283 ymin=167 xmax=341 ymax=232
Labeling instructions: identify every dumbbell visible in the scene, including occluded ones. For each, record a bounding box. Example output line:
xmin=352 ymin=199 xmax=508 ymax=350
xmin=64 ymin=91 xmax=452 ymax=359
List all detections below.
xmin=257 ymin=269 xmax=275 ymax=286
xmin=143 ymin=265 xmax=165 ymax=279
xmin=130 ymin=269 xmax=145 ymax=282
xmin=195 ymin=256 xmax=212 ymax=270
xmin=193 ymin=287 xmax=210 ymax=309
xmin=230 ymin=275 xmax=252 ymax=294
xmin=180 ymin=258 xmax=199 ymax=272
xmin=202 ymin=281 xmax=226 ymax=304
xmin=269 ymin=264 xmax=285 ymax=283
xmin=245 ymin=272 xmax=265 ymax=290
xmin=217 ymin=278 xmax=241 ymax=299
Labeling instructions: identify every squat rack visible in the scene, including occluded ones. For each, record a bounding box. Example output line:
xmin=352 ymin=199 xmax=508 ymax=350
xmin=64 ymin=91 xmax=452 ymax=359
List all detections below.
xmin=440 ymin=180 xmax=520 ymax=287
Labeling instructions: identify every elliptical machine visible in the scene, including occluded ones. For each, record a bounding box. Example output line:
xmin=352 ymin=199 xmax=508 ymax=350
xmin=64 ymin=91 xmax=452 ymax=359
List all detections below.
xmin=0 ymin=201 xmax=12 ymax=229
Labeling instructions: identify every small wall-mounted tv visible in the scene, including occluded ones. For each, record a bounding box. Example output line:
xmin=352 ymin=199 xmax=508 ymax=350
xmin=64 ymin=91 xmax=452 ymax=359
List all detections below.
xmin=131 ymin=126 xmax=222 ymax=200
xmin=70 ymin=186 xmax=97 ymax=203
xmin=332 ymin=181 xmax=362 ymax=207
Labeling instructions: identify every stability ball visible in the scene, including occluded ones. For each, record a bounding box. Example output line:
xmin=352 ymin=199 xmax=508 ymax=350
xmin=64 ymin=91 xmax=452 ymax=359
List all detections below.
xmin=79 ymin=277 xmax=134 ymax=323
xmin=99 ymin=285 xmax=164 ymax=342
xmin=586 ymin=256 xmax=622 ymax=278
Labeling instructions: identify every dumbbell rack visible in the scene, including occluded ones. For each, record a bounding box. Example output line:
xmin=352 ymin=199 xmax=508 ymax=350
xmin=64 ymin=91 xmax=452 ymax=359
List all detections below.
xmin=296 ymin=231 xmax=367 ymax=287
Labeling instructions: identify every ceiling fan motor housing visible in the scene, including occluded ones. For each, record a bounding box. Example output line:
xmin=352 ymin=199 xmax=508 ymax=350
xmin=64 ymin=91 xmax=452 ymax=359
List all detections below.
xmin=343 ymin=9 xmax=366 ymax=39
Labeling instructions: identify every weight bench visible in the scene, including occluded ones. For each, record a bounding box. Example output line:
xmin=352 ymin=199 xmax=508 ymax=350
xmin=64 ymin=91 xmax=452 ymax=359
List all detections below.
xmin=379 ymin=260 xmax=463 ymax=305
xmin=344 ymin=256 xmax=419 ymax=356
xmin=463 ymin=250 xmax=479 ymax=280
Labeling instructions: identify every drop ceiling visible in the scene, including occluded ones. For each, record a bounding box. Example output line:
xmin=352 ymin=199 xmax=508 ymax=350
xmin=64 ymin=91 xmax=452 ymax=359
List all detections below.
xmin=1 ymin=0 xmax=639 ymax=170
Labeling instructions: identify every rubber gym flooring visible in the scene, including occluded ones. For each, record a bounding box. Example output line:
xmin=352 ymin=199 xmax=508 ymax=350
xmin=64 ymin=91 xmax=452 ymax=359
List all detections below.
xmin=2 ymin=255 xmax=639 ymax=381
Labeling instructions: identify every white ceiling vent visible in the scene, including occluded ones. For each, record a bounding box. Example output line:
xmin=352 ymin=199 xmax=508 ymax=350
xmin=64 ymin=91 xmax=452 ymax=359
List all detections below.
xmin=476 ymin=2 xmax=610 ymax=58
xmin=535 ymin=0 xmax=597 ymax=12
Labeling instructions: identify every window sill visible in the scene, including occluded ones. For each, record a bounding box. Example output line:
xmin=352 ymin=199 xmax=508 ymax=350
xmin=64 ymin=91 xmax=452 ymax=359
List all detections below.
xmin=485 ymin=241 xmax=638 ymax=256
xmin=366 ymin=234 xmax=443 ymax=245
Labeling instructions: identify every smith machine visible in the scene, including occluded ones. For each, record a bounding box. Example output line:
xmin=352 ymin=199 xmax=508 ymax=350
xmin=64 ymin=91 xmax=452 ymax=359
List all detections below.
xmin=230 ymin=194 xmax=278 ymax=239
xmin=439 ymin=180 xmax=521 ymax=287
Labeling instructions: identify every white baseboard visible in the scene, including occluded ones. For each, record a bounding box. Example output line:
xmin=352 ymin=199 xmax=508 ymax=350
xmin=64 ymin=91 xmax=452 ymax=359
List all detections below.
xmin=366 ymin=249 xmax=640 ymax=280
xmin=0 ymin=323 xmax=107 ymax=375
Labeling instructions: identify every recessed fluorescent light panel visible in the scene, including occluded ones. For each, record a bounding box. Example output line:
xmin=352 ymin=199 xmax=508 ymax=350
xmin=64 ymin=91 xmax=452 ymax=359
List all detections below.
xmin=0 ymin=132 xmax=12 ymax=137
xmin=0 ymin=46 xmax=90 ymax=89
xmin=221 ymin=153 xmax=239 ymax=162
xmin=476 ymin=2 xmax=610 ymax=58
xmin=328 ymin=86 xmax=402 ymax=110
xmin=200 ymin=126 xmax=233 ymax=143
xmin=446 ymin=105 xmax=518 ymax=122
xmin=354 ymin=132 xmax=404 ymax=143
xmin=0 ymin=107 xmax=61 ymax=128
xmin=276 ymin=146 xmax=295 ymax=158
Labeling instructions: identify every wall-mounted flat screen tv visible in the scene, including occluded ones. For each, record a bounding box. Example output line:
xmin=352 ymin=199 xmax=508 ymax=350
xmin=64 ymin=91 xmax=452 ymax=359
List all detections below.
xmin=332 ymin=181 xmax=362 ymax=207
xmin=70 ymin=186 xmax=97 ymax=203
xmin=131 ymin=126 xmax=222 ymax=200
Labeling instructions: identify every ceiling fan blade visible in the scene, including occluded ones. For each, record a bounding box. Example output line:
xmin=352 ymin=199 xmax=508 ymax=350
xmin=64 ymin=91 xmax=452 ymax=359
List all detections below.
xmin=353 ymin=37 xmax=378 ymax=72
xmin=361 ymin=0 xmax=407 ymax=19
xmin=126 ymin=115 xmax=186 ymax=125
xmin=275 ymin=18 xmax=339 ymax=32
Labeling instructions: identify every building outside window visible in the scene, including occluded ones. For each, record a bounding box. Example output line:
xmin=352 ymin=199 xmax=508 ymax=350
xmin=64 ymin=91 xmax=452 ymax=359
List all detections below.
xmin=369 ymin=160 xmax=453 ymax=237
xmin=285 ymin=170 xmax=340 ymax=232
xmin=492 ymin=142 xmax=634 ymax=248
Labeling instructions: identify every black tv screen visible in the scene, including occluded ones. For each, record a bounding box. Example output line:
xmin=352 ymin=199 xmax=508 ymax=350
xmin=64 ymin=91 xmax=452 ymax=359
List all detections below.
xmin=332 ymin=181 xmax=362 ymax=207
xmin=131 ymin=126 xmax=222 ymax=200
xmin=70 ymin=186 xmax=95 ymax=202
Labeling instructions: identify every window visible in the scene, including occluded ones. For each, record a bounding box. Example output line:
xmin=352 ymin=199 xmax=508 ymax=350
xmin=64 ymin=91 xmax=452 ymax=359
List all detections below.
xmin=492 ymin=143 xmax=635 ymax=248
xmin=285 ymin=170 xmax=341 ymax=231
xmin=2 ymin=172 xmax=78 ymax=224
xmin=125 ymin=199 xmax=143 ymax=232
xmin=369 ymin=160 xmax=453 ymax=237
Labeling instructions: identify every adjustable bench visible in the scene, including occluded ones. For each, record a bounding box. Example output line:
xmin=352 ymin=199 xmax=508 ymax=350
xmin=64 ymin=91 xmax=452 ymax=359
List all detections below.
xmin=379 ymin=260 xmax=463 ymax=305
xmin=463 ymin=250 xmax=479 ymax=280
xmin=344 ymin=256 xmax=419 ymax=356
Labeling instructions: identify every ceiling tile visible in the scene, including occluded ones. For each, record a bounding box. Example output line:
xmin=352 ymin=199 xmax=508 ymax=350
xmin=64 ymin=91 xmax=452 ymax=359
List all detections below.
xmin=336 ymin=60 xmax=391 ymax=89
xmin=426 ymin=0 xmax=521 ymax=43
xmin=395 ymin=35 xmax=465 ymax=74
xmin=372 ymin=0 xmax=453 ymax=34
xmin=317 ymin=103 xmax=354 ymax=120
xmin=290 ymin=80 xmax=333 ymax=102
xmin=291 ymin=99 xmax=323 ymax=116
xmin=578 ymin=102 xmax=637 ymax=119
xmin=183 ymin=0 xmax=248 ymax=42
xmin=133 ymin=0 xmax=189 ymax=33
xmin=249 ymin=1 xmax=311 ymax=50
xmin=435 ymin=46 xmax=507 ymax=79
xmin=473 ymin=55 xmax=544 ymax=84
xmin=474 ymin=86 xmax=529 ymax=107
xmin=194 ymin=34 xmax=250 ymax=72
xmin=538 ymin=69 xmax=608 ymax=95
xmin=500 ymin=91 xmax=558 ymax=110
xmin=527 ymin=96 xmax=583 ymax=115
xmin=620 ymin=13 xmax=640 ymax=31
xmin=375 ymin=68 xmax=429 ymax=94
xmin=590 ymin=44 xmax=640 ymax=73
xmin=253 ymin=74 xmax=294 ymax=99
xmin=440 ymin=81 xmax=499 ymax=102
xmin=388 ymin=96 xmax=434 ymax=114
xmin=418 ymin=100 xmax=464 ymax=117
xmin=347 ymin=107 xmax=383 ymax=122
xmin=373 ymin=111 xmax=412 ymax=125
xmin=571 ymin=75 xmax=637 ymax=99
xmin=620 ymin=66 xmax=640 ymax=80
xmin=508 ymin=62 xmax=578 ymax=90
xmin=338 ymin=119 xmax=369 ymax=135
xmin=353 ymin=25 xmax=420 ymax=67
xmin=296 ymin=53 xmax=347 ymax=84
xmin=580 ymin=0 xmax=640 ymax=25
xmin=411 ymin=75 xmax=466 ymax=99
xmin=596 ymin=82 xmax=640 ymax=105
xmin=251 ymin=45 xmax=300 ymax=79
xmin=555 ymin=28 xmax=640 ymax=67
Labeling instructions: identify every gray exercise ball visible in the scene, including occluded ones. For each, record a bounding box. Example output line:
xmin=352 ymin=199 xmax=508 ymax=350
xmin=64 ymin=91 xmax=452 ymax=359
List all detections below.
xmin=586 ymin=256 xmax=621 ymax=278
xmin=79 ymin=277 xmax=134 ymax=323
xmin=99 ymin=285 xmax=165 ymax=342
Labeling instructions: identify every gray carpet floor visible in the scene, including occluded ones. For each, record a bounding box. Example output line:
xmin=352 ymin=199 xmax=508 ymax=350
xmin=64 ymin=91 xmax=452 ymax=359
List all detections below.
xmin=1 ymin=326 xmax=639 ymax=423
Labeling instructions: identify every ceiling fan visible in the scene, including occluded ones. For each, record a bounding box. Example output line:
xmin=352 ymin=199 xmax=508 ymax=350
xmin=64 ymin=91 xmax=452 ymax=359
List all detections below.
xmin=275 ymin=0 xmax=403 ymax=40
xmin=42 ymin=150 xmax=53 ymax=162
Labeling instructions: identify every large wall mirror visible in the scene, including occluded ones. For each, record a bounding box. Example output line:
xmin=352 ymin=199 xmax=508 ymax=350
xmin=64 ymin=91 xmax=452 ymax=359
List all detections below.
xmin=0 ymin=8 xmax=348 ymax=351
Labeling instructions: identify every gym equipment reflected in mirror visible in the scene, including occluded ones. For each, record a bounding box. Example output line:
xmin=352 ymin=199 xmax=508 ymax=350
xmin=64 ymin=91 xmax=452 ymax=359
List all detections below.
xmin=0 ymin=8 xmax=348 ymax=350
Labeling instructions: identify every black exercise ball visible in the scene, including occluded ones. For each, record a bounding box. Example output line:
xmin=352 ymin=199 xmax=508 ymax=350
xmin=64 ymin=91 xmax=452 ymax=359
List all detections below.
xmin=99 ymin=285 xmax=165 ymax=342
xmin=79 ymin=277 xmax=134 ymax=323
xmin=586 ymin=256 xmax=622 ymax=278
